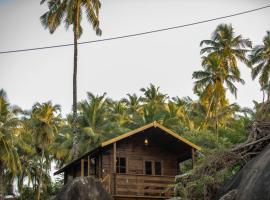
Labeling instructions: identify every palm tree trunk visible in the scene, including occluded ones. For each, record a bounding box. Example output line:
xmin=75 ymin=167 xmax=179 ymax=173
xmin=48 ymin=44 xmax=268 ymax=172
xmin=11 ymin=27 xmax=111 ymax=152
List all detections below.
xmin=72 ymin=9 xmax=79 ymax=159
xmin=36 ymin=148 xmax=44 ymax=200
xmin=199 ymin=95 xmax=214 ymax=130
xmin=0 ymin=162 xmax=4 ymax=200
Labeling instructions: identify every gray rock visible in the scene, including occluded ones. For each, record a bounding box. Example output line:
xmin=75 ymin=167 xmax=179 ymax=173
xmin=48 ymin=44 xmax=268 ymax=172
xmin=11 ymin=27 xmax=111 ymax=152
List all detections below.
xmin=54 ymin=176 xmax=113 ymax=200
xmin=218 ymin=145 xmax=270 ymax=200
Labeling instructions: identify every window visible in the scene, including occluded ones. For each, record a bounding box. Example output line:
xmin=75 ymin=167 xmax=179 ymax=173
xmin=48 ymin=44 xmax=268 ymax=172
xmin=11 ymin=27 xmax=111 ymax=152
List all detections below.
xmin=155 ymin=161 xmax=162 ymax=175
xmin=144 ymin=161 xmax=162 ymax=175
xmin=145 ymin=161 xmax=152 ymax=175
xmin=116 ymin=157 xmax=126 ymax=173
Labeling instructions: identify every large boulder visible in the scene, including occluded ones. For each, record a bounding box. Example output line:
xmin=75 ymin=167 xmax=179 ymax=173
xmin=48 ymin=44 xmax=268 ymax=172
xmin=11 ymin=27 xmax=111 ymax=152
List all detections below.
xmin=54 ymin=176 xmax=113 ymax=200
xmin=218 ymin=145 xmax=270 ymax=200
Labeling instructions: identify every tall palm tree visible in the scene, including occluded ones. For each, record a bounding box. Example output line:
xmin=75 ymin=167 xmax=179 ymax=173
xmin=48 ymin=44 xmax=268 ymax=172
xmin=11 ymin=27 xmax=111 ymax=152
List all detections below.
xmin=192 ymin=54 xmax=244 ymax=138
xmin=40 ymin=0 xmax=102 ymax=158
xmin=0 ymin=89 xmax=21 ymax=200
xmin=30 ymin=102 xmax=60 ymax=200
xmin=250 ymin=31 xmax=270 ymax=101
xmin=200 ymin=24 xmax=252 ymax=80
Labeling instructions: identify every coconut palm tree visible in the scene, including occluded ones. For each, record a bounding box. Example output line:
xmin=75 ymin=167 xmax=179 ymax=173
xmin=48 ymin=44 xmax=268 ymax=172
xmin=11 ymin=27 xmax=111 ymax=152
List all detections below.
xmin=193 ymin=54 xmax=244 ymax=138
xmin=0 ymin=89 xmax=21 ymax=200
xmin=77 ymin=92 xmax=108 ymax=153
xmin=200 ymin=24 xmax=252 ymax=80
xmin=30 ymin=102 xmax=61 ymax=200
xmin=250 ymin=31 xmax=270 ymax=101
xmin=140 ymin=84 xmax=168 ymax=105
xmin=16 ymin=119 xmax=36 ymax=200
xmin=40 ymin=0 xmax=102 ymax=158
xmin=52 ymin=115 xmax=73 ymax=168
xmin=121 ymin=93 xmax=142 ymax=115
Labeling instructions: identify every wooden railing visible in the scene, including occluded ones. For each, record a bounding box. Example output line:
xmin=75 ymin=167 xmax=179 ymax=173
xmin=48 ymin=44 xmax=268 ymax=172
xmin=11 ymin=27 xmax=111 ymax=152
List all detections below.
xmin=102 ymin=173 xmax=175 ymax=198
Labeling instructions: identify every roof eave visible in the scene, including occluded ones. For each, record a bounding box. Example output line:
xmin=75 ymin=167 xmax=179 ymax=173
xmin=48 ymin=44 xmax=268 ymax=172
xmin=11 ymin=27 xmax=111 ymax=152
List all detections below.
xmin=53 ymin=146 xmax=101 ymax=175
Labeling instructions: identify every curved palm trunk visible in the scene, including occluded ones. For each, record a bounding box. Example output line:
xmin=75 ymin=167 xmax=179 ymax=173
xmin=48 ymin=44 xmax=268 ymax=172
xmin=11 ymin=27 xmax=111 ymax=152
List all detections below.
xmin=0 ymin=162 xmax=4 ymax=200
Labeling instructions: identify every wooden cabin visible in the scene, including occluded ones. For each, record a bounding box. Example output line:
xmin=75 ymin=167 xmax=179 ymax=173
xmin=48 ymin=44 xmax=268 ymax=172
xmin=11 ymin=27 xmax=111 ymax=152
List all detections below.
xmin=54 ymin=122 xmax=201 ymax=200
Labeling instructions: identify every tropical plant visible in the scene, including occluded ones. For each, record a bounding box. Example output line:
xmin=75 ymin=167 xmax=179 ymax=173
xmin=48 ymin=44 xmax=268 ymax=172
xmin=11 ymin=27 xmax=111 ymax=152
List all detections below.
xmin=0 ymin=89 xmax=21 ymax=200
xmin=52 ymin=116 xmax=73 ymax=168
xmin=30 ymin=102 xmax=61 ymax=200
xmin=193 ymin=54 xmax=244 ymax=139
xmin=200 ymin=23 xmax=252 ymax=79
xmin=250 ymin=31 xmax=270 ymax=101
xmin=40 ymin=0 xmax=102 ymax=158
xmin=77 ymin=92 xmax=108 ymax=153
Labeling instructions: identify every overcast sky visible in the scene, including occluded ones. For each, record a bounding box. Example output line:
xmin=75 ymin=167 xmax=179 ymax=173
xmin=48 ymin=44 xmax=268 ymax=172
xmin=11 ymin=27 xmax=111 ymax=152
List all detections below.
xmin=0 ymin=0 xmax=270 ymax=115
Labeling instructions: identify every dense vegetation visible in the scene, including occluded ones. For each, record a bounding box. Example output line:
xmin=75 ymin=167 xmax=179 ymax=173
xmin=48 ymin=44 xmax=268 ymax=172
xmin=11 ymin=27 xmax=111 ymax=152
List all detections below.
xmin=0 ymin=23 xmax=269 ymax=200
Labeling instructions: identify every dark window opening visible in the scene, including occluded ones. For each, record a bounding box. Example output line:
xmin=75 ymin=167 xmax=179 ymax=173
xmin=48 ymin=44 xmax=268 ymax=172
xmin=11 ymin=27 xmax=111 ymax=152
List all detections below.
xmin=116 ymin=157 xmax=126 ymax=173
xmin=145 ymin=161 xmax=152 ymax=175
xmin=84 ymin=161 xmax=88 ymax=176
xmin=155 ymin=162 xmax=162 ymax=175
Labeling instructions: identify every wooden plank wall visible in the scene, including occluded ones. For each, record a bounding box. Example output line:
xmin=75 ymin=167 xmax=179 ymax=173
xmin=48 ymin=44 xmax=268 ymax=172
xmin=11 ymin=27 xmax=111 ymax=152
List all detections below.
xmin=112 ymin=134 xmax=179 ymax=176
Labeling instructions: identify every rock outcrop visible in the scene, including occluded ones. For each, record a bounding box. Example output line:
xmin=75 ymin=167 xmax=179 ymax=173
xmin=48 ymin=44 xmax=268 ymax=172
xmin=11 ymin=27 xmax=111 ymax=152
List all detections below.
xmin=54 ymin=176 xmax=113 ymax=200
xmin=218 ymin=145 xmax=270 ymax=200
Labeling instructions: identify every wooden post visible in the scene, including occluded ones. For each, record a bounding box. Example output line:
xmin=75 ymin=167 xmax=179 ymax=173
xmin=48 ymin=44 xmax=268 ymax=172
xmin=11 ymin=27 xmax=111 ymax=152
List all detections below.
xmin=88 ymin=156 xmax=90 ymax=176
xmin=113 ymin=142 xmax=117 ymax=195
xmin=99 ymin=152 xmax=102 ymax=178
xmin=81 ymin=159 xmax=84 ymax=177
xmin=191 ymin=148 xmax=195 ymax=169
xmin=113 ymin=142 xmax=117 ymax=173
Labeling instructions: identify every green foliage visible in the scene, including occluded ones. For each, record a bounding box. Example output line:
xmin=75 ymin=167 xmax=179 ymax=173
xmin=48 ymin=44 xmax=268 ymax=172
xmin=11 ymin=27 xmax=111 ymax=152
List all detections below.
xmin=250 ymin=31 xmax=270 ymax=96
xmin=19 ymin=187 xmax=36 ymax=200
xmin=2 ymin=24 xmax=270 ymax=200
xmin=175 ymin=148 xmax=243 ymax=200
xmin=47 ymin=177 xmax=64 ymax=196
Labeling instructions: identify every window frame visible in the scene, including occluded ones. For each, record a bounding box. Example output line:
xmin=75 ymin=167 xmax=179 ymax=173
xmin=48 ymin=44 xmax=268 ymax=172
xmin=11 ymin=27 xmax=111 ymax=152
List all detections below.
xmin=154 ymin=161 xmax=162 ymax=176
xmin=144 ymin=160 xmax=163 ymax=176
xmin=116 ymin=157 xmax=127 ymax=174
xmin=144 ymin=160 xmax=153 ymax=175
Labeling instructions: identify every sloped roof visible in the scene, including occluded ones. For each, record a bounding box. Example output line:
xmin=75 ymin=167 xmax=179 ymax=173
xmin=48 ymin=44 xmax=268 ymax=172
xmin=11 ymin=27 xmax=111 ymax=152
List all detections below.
xmin=101 ymin=121 xmax=201 ymax=150
xmin=54 ymin=121 xmax=201 ymax=175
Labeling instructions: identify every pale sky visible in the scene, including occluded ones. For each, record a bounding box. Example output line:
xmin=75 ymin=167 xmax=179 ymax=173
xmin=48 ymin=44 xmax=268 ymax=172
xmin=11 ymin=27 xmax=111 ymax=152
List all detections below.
xmin=1 ymin=0 xmax=270 ymax=115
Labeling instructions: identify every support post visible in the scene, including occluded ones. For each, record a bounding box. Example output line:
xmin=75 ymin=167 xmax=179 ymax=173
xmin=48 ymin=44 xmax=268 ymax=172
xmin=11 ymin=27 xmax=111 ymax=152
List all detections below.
xmin=191 ymin=148 xmax=195 ymax=169
xmin=113 ymin=142 xmax=117 ymax=173
xmin=113 ymin=142 xmax=117 ymax=195
xmin=81 ymin=159 xmax=84 ymax=177
xmin=88 ymin=156 xmax=90 ymax=176
xmin=99 ymin=152 xmax=102 ymax=178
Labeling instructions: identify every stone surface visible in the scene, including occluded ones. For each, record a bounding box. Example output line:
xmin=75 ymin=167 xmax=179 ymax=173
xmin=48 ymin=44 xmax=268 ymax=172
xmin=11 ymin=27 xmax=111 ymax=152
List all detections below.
xmin=218 ymin=145 xmax=270 ymax=200
xmin=54 ymin=176 xmax=113 ymax=200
